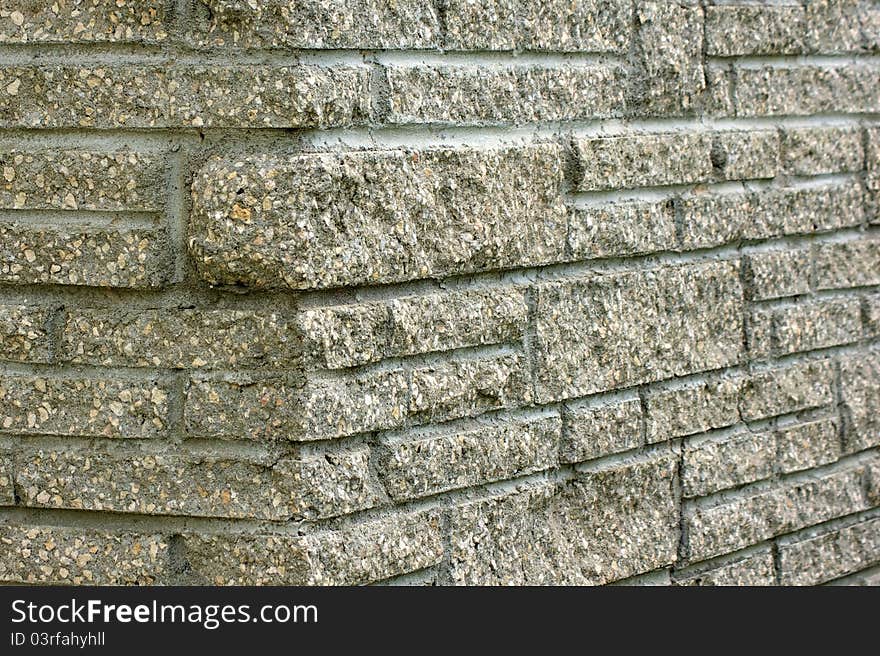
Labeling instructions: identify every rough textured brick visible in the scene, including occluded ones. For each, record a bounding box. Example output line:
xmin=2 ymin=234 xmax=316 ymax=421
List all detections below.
xmin=449 ymin=452 xmax=678 ymax=584
xmin=740 ymin=360 xmax=835 ymax=422
xmin=705 ymin=5 xmax=806 ymax=56
xmin=533 ymin=262 xmax=743 ymax=403
xmin=562 ymin=397 xmax=643 ymax=463
xmin=0 ymin=65 xmax=370 ymax=129
xmin=12 ymin=447 xmax=377 ymax=521
xmin=645 ymin=377 xmax=742 ymax=444
xmin=0 ymin=2 xmax=168 ymax=44
xmin=748 ymin=297 xmax=862 ymax=357
xmin=713 ymin=130 xmax=780 ymax=181
xmin=62 ymin=308 xmax=296 ymax=370
xmin=775 ymin=418 xmax=841 ymax=475
xmin=567 ymin=200 xmax=677 ymax=260
xmin=299 ymin=288 xmax=528 ymax=370
xmin=839 ymin=352 xmax=880 ymax=452
xmin=868 ymin=127 xmax=880 ymax=221
xmin=386 ymin=65 xmax=628 ymax=125
xmin=866 ymin=294 xmax=880 ymax=338
xmin=780 ymin=126 xmax=864 ymax=176
xmin=685 ymin=465 xmax=869 ymax=561
xmin=0 ymin=455 xmax=13 ymax=504
xmin=0 ymin=525 xmax=169 ymax=585
xmin=0 ymin=224 xmax=170 ymax=288
xmin=0 ymin=373 xmax=170 ymax=438
xmin=0 ymin=149 xmax=165 ymax=211
xmin=183 ymin=511 xmax=443 ymax=585
xmin=189 ymin=145 xmax=567 ymax=290
xmin=814 ymin=238 xmax=880 ymax=290
xmin=704 ymin=64 xmax=734 ymax=116
xmin=805 ymin=0 xmax=871 ymax=53
xmin=442 ymin=0 xmax=630 ymax=52
xmin=0 ymin=305 xmax=52 ymax=363
xmin=675 ymin=551 xmax=777 ymax=586
xmin=682 ymin=431 xmax=776 ymax=498
xmin=189 ymin=0 xmax=439 ymax=49
xmin=744 ymin=249 xmax=811 ymax=301
xmin=380 ymin=415 xmax=560 ymax=501
xmin=779 ymin=517 xmax=880 ymax=585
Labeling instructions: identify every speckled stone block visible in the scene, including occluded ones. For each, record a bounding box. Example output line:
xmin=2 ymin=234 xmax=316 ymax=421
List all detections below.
xmin=713 ymin=130 xmax=780 ymax=181
xmin=676 ymin=551 xmax=777 ymax=586
xmin=385 ymin=64 xmax=628 ymax=125
xmin=449 ymin=451 xmax=678 ymax=584
xmin=814 ymin=238 xmax=880 ymax=290
xmin=567 ymin=199 xmax=677 ymax=260
xmin=533 ymin=261 xmax=743 ymax=403
xmin=0 ymin=455 xmax=13 ymax=504
xmin=776 ymin=418 xmax=841 ymax=475
xmin=804 ymin=0 xmax=871 ymax=54
xmin=189 ymin=0 xmax=439 ymax=49
xmin=0 ymin=224 xmax=171 ymax=288
xmin=0 ymin=2 xmax=168 ymax=44
xmin=705 ymin=5 xmax=806 ymax=56
xmin=684 ymin=464 xmax=869 ymax=562
xmin=748 ymin=297 xmax=862 ymax=357
xmin=62 ymin=307 xmax=296 ymax=369
xmin=0 ymin=149 xmax=165 ymax=211
xmin=12 ymin=447 xmax=377 ymax=521
xmin=0 ymin=525 xmax=169 ymax=585
xmin=0 ymin=305 xmax=52 ymax=363
xmin=442 ymin=0 xmax=630 ymax=52
xmin=0 ymin=65 xmax=371 ymax=129
xmin=868 ymin=127 xmax=880 ymax=222
xmin=645 ymin=377 xmax=742 ymax=444
xmin=780 ymin=126 xmax=864 ymax=176
xmin=561 ymin=397 xmax=643 ymax=464
xmin=865 ymin=294 xmax=880 ymax=338
xmin=0 ymin=373 xmax=170 ymax=438
xmin=740 ymin=360 xmax=835 ymax=422
xmin=379 ymin=414 xmax=560 ymax=501
xmin=189 ymin=145 xmax=567 ymax=290
xmin=183 ymin=511 xmax=443 ymax=585
xmin=682 ymin=430 xmax=776 ymax=498
xmin=839 ymin=352 xmax=880 ymax=452
xmin=779 ymin=517 xmax=880 ymax=585
xmin=744 ymin=249 xmax=812 ymax=301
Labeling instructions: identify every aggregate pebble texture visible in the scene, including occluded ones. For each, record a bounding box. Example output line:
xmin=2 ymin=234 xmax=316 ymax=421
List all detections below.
xmin=1 ymin=0 xmax=879 ymax=587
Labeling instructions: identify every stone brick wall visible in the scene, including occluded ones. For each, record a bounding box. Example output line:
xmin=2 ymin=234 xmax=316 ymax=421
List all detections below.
xmin=0 ymin=1 xmax=878 ymax=586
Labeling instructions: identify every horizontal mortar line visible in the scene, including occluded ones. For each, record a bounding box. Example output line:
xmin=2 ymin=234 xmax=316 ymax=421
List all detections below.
xmin=750 ymin=285 xmax=880 ymax=310
xmin=0 ymin=51 xmax=364 ymax=67
xmin=370 ymin=565 xmax=440 ymax=586
xmin=824 ymin=562 xmax=880 ymax=586
xmin=608 ymin=567 xmax=672 ymax=586
xmin=0 ymin=128 xmax=299 ymax=148
xmin=775 ymin=505 xmax=880 ymax=547
xmin=741 ymin=226 xmax=876 ymax=254
xmin=716 ymin=54 xmax=880 ymax=67
xmin=0 ymin=209 xmax=162 ymax=228
xmin=669 ymin=540 xmax=777 ymax=579
xmin=747 ymin=338 xmax=880 ymax=372
xmin=571 ymin=440 xmax=680 ymax=474
xmin=0 ymin=359 xmax=185 ymax=379
xmin=679 ymin=406 xmax=836 ymax=449
xmin=371 ymin=50 xmax=626 ymax=67
xmin=684 ymin=449 xmax=877 ymax=511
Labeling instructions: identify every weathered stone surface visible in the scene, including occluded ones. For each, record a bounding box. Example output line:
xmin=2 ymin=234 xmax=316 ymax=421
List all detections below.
xmin=775 ymin=418 xmax=841 ymax=475
xmin=780 ymin=126 xmax=864 ymax=176
xmin=734 ymin=65 xmax=880 ymax=116
xmin=744 ymin=249 xmax=811 ymax=301
xmin=0 ymin=149 xmax=165 ymax=211
xmin=748 ymin=297 xmax=862 ymax=357
xmin=779 ymin=517 xmax=880 ymax=585
xmin=299 ymin=288 xmax=528 ymax=370
xmin=533 ymin=262 xmax=743 ymax=403
xmin=866 ymin=294 xmax=880 ymax=338
xmin=0 ymin=373 xmax=170 ymax=438
xmin=705 ymin=5 xmax=806 ymax=56
xmin=740 ymin=360 xmax=835 ymax=422
xmin=567 ymin=199 xmax=677 ymax=260
xmin=814 ymin=238 xmax=880 ymax=290
xmin=713 ymin=130 xmax=781 ymax=181
xmin=645 ymin=377 xmax=741 ymax=444
xmin=562 ymin=397 xmax=643 ymax=463
xmin=185 ymin=374 xmax=300 ymax=441
xmin=0 ymin=455 xmax=13 ymax=504
xmin=189 ymin=145 xmax=567 ymax=290
xmin=839 ymin=352 xmax=880 ymax=452
xmin=12 ymin=446 xmax=377 ymax=521
xmin=0 ymin=224 xmax=170 ymax=288
xmin=442 ymin=0 xmax=630 ymax=52
xmin=685 ymin=464 xmax=869 ymax=561
xmin=868 ymin=127 xmax=880 ymax=222
xmin=189 ymin=0 xmax=439 ymax=49
xmin=804 ymin=0 xmax=872 ymax=53
xmin=0 ymin=305 xmax=52 ymax=363
xmin=62 ymin=308 xmax=296 ymax=369
xmin=0 ymin=65 xmax=370 ymax=129
xmin=682 ymin=431 xmax=776 ymax=498
xmin=746 ymin=308 xmax=775 ymax=361
xmin=704 ymin=64 xmax=734 ymax=116
xmin=183 ymin=511 xmax=443 ymax=585
xmin=675 ymin=551 xmax=777 ymax=586
xmin=0 ymin=2 xmax=168 ymax=44
xmin=449 ymin=451 xmax=678 ymax=584
xmin=386 ymin=65 xmax=628 ymax=125
xmin=678 ymin=180 xmax=866 ymax=250
xmin=0 ymin=525 xmax=168 ymax=585
xmin=380 ymin=415 xmax=560 ymax=501
xmin=410 ymin=353 xmax=531 ymax=423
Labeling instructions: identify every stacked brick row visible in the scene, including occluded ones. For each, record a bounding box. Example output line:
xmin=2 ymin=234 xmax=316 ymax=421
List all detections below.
xmin=0 ymin=1 xmax=878 ymax=585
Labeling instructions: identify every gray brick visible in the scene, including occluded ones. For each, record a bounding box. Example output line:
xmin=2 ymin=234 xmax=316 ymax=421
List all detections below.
xmin=713 ymin=130 xmax=780 ymax=181
xmin=0 ymin=455 xmax=13 ymax=504
xmin=567 ymin=200 xmax=677 ymax=260
xmin=868 ymin=128 xmax=880 ymax=222
xmin=814 ymin=238 xmax=880 ymax=290
xmin=740 ymin=360 xmax=835 ymax=422
xmin=805 ymin=0 xmax=870 ymax=54
xmin=675 ymin=551 xmax=777 ymax=586
xmin=757 ymin=297 xmax=863 ymax=357
xmin=839 ymin=352 xmax=880 ymax=452
xmin=779 ymin=517 xmax=880 ymax=585
xmin=561 ymin=397 xmax=643 ymax=463
xmin=449 ymin=451 xmax=678 ymax=584
xmin=781 ymin=126 xmax=864 ymax=176
xmin=682 ymin=431 xmax=776 ymax=498
xmin=704 ymin=64 xmax=735 ymax=116
xmin=0 ymin=305 xmax=52 ymax=363
xmin=533 ymin=262 xmax=743 ymax=403
xmin=0 ymin=2 xmax=168 ymax=44
xmin=190 ymin=145 xmax=567 ymax=290
xmin=866 ymin=294 xmax=880 ymax=338
xmin=776 ymin=418 xmax=841 ymax=475
xmin=705 ymin=5 xmax=806 ymax=56
xmin=645 ymin=377 xmax=742 ymax=443
xmin=380 ymin=415 xmax=560 ymax=501
xmin=744 ymin=249 xmax=811 ymax=301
